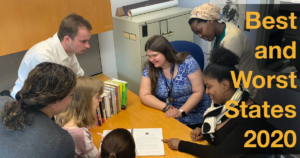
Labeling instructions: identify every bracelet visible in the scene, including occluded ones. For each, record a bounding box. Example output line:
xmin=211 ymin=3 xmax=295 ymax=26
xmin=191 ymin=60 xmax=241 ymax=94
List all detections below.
xmin=162 ymin=103 xmax=171 ymax=112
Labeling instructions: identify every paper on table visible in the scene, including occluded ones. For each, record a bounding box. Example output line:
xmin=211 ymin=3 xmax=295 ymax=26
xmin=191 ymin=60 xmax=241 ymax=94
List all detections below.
xmin=100 ymin=128 xmax=165 ymax=156
xmin=128 ymin=0 xmax=178 ymax=17
xmin=133 ymin=128 xmax=165 ymax=156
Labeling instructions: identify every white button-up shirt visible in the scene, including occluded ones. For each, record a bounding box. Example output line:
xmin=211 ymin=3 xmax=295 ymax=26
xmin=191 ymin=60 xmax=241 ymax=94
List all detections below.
xmin=11 ymin=33 xmax=84 ymax=98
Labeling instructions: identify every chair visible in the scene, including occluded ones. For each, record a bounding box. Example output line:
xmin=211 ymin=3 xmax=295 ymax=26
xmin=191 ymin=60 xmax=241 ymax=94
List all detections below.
xmin=170 ymin=40 xmax=205 ymax=71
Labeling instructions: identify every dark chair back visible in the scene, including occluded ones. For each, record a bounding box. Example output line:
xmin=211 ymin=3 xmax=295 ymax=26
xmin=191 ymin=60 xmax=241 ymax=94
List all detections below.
xmin=170 ymin=40 xmax=204 ymax=71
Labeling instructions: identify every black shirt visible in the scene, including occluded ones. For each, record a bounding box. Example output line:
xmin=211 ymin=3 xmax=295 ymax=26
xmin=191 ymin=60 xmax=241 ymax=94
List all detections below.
xmin=178 ymin=106 xmax=280 ymax=158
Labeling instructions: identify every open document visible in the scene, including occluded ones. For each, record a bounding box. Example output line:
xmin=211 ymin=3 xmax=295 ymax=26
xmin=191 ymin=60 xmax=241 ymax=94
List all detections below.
xmin=101 ymin=128 xmax=165 ymax=156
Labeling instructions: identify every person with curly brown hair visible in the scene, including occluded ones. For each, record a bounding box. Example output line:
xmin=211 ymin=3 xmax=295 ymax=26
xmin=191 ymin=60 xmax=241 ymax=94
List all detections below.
xmin=0 ymin=62 xmax=77 ymax=158
xmin=163 ymin=47 xmax=280 ymax=158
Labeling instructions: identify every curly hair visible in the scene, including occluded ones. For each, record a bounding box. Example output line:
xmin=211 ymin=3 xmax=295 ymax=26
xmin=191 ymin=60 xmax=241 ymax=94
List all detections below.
xmin=0 ymin=62 xmax=76 ymax=131
xmin=204 ymin=46 xmax=240 ymax=88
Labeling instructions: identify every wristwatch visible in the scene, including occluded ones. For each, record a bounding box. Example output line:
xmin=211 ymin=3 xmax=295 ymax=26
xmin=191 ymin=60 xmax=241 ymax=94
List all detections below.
xmin=179 ymin=109 xmax=187 ymax=117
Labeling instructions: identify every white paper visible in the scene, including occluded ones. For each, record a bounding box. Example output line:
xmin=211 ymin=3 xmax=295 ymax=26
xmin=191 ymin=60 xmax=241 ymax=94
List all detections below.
xmin=128 ymin=0 xmax=178 ymax=17
xmin=100 ymin=128 xmax=165 ymax=156
xmin=133 ymin=128 xmax=165 ymax=156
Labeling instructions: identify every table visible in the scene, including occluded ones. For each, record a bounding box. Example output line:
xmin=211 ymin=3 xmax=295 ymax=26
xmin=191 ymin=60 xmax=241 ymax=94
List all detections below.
xmin=90 ymin=74 xmax=209 ymax=158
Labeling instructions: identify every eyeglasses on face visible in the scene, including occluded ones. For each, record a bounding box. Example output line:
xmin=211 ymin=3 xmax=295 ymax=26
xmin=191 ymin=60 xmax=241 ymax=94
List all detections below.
xmin=143 ymin=53 xmax=160 ymax=59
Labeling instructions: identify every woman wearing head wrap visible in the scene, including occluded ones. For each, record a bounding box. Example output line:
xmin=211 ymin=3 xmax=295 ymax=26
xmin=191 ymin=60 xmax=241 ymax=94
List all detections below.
xmin=162 ymin=46 xmax=280 ymax=158
xmin=188 ymin=3 xmax=265 ymax=106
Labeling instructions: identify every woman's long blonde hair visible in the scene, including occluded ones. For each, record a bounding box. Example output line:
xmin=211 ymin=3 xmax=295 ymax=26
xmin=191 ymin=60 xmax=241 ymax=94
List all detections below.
xmin=56 ymin=76 xmax=104 ymax=128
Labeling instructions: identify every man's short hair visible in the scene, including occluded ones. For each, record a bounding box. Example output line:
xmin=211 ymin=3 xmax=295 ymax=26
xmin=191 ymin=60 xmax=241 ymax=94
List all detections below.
xmin=57 ymin=13 xmax=92 ymax=41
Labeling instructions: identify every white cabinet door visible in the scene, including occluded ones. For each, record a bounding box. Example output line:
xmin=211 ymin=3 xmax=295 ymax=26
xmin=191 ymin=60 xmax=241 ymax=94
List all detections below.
xmin=138 ymin=14 xmax=193 ymax=71
xmin=165 ymin=14 xmax=193 ymax=42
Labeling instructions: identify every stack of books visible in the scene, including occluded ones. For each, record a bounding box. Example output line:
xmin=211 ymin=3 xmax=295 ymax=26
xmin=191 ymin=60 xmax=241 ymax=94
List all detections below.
xmin=95 ymin=78 xmax=128 ymax=126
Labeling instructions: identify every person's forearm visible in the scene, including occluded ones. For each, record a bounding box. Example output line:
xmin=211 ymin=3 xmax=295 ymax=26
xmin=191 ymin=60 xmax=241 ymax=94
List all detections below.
xmin=140 ymin=95 xmax=167 ymax=111
xmin=180 ymin=92 xmax=204 ymax=114
xmin=178 ymin=141 xmax=238 ymax=158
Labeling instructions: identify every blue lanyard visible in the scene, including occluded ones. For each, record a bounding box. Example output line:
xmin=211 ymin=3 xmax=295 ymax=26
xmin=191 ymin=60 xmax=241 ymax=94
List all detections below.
xmin=160 ymin=63 xmax=175 ymax=98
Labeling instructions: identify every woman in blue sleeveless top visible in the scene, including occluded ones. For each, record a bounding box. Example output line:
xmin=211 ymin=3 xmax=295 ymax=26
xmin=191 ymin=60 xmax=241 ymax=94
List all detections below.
xmin=140 ymin=35 xmax=211 ymax=129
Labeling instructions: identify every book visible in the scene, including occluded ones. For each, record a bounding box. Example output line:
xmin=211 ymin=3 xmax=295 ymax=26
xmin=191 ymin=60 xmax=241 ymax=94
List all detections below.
xmin=99 ymin=100 xmax=106 ymax=123
xmin=105 ymin=81 xmax=122 ymax=110
xmin=104 ymin=90 xmax=114 ymax=118
xmin=101 ymin=128 xmax=165 ymax=156
xmin=109 ymin=78 xmax=128 ymax=109
xmin=101 ymin=93 xmax=109 ymax=119
xmin=104 ymin=81 xmax=122 ymax=112
xmin=95 ymin=109 xmax=101 ymax=126
xmin=96 ymin=104 xmax=102 ymax=126
xmin=105 ymin=86 xmax=117 ymax=115
xmin=104 ymin=84 xmax=119 ymax=113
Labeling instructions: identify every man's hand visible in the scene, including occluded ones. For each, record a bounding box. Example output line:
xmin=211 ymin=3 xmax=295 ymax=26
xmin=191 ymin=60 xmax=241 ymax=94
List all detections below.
xmin=162 ymin=138 xmax=181 ymax=150
xmin=190 ymin=127 xmax=203 ymax=142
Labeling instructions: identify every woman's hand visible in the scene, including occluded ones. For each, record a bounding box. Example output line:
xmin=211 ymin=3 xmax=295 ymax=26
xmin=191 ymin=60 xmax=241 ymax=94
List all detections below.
xmin=98 ymin=133 xmax=104 ymax=143
xmin=162 ymin=138 xmax=181 ymax=150
xmin=190 ymin=127 xmax=203 ymax=142
xmin=165 ymin=107 xmax=182 ymax=118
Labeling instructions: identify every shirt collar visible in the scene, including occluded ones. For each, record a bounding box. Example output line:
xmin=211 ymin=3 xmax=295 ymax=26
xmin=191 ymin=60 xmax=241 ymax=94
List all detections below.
xmin=53 ymin=33 xmax=69 ymax=61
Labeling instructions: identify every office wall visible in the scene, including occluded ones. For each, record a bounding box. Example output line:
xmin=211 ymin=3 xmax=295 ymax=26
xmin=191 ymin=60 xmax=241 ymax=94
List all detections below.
xmin=98 ymin=0 xmax=147 ymax=79
xmin=0 ymin=0 xmax=113 ymax=57
xmin=265 ymin=85 xmax=300 ymax=150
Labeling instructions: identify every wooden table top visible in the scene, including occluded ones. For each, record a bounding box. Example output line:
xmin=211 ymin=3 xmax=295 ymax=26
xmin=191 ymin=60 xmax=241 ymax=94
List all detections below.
xmin=90 ymin=74 xmax=208 ymax=158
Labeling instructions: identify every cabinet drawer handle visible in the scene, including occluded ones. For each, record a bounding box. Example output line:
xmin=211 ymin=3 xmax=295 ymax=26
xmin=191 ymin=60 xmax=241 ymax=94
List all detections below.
xmin=162 ymin=31 xmax=174 ymax=37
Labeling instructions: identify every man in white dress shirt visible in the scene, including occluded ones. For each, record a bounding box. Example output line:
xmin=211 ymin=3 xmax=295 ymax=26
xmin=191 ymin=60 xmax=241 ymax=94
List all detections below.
xmin=11 ymin=13 xmax=92 ymax=98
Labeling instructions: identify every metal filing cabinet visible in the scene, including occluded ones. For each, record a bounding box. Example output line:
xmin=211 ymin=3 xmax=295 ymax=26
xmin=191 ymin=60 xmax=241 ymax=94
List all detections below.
xmin=113 ymin=7 xmax=193 ymax=95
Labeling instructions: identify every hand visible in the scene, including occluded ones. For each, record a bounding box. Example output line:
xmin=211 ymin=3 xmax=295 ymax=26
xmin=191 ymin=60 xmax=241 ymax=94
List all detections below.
xmin=190 ymin=127 xmax=203 ymax=142
xmin=165 ymin=107 xmax=182 ymax=118
xmin=98 ymin=133 xmax=104 ymax=143
xmin=162 ymin=138 xmax=180 ymax=150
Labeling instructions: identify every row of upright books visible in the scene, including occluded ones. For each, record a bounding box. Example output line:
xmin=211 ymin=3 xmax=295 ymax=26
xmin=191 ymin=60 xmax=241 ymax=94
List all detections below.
xmin=95 ymin=78 xmax=128 ymax=126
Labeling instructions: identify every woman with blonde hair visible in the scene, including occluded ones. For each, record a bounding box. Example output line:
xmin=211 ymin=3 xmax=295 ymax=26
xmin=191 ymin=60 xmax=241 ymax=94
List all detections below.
xmin=56 ymin=76 xmax=104 ymax=158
